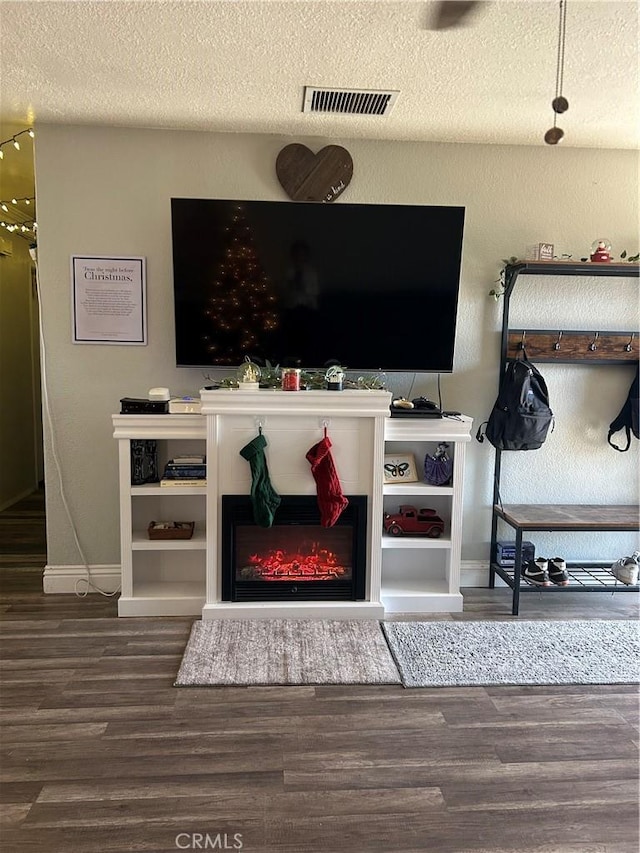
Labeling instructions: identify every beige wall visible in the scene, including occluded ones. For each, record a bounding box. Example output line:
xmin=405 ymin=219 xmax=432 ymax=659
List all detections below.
xmin=34 ymin=125 xmax=639 ymax=570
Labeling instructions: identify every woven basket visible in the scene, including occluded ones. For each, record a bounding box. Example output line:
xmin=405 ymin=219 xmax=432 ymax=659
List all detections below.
xmin=147 ymin=521 xmax=195 ymax=540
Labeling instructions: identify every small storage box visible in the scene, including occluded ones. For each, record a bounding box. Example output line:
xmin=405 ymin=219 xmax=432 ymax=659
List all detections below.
xmin=496 ymin=540 xmax=535 ymax=567
xmin=147 ymin=521 xmax=195 ymax=540
xmin=168 ymin=397 xmax=202 ymax=414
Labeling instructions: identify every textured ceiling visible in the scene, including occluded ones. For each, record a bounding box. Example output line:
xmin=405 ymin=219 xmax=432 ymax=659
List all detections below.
xmin=0 ymin=0 xmax=639 ymax=150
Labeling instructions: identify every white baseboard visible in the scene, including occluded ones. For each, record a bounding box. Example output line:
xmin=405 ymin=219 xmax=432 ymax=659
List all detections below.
xmin=43 ymin=564 xmax=121 ymax=594
xmin=460 ymin=559 xmax=508 ymax=588
xmin=43 ymin=560 xmax=499 ymax=596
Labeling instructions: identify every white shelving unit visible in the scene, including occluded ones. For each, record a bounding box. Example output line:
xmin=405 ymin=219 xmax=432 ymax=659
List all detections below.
xmin=113 ymin=407 xmax=472 ymax=618
xmin=113 ymin=414 xmax=207 ymax=616
xmin=381 ymin=415 xmax=473 ymax=613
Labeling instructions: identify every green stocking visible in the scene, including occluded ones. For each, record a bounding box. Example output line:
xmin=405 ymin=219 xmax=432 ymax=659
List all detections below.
xmin=239 ymin=433 xmax=281 ymax=528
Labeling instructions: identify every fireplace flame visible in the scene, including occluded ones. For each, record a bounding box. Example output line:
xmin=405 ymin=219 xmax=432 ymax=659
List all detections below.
xmin=243 ymin=546 xmax=349 ymax=581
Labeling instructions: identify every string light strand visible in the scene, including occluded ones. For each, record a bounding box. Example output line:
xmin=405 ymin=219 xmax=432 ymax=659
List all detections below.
xmin=0 ymin=220 xmax=36 ymax=234
xmin=0 ymin=128 xmax=34 ymax=160
xmin=0 ymin=194 xmax=36 ymax=236
xmin=0 ymin=129 xmax=36 ymax=242
xmin=0 ymin=196 xmax=35 ymax=210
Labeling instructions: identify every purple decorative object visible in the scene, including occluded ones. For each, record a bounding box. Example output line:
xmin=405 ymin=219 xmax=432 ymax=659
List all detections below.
xmin=424 ymin=443 xmax=453 ymax=486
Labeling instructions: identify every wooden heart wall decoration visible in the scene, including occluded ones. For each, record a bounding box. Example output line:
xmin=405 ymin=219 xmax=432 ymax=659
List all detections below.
xmin=276 ymin=144 xmax=353 ymax=202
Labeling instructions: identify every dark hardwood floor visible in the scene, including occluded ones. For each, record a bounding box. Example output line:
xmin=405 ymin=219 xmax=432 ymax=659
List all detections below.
xmin=1 ymin=490 xmax=638 ymax=852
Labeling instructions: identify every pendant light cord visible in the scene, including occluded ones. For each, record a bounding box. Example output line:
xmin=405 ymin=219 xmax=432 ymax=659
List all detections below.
xmin=545 ymin=0 xmax=569 ymax=143
xmin=553 ymin=0 xmax=568 ymax=128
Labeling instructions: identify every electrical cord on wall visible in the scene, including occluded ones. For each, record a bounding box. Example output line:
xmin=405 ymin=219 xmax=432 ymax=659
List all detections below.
xmin=438 ymin=373 xmax=463 ymax=420
xmin=405 ymin=373 xmax=417 ymax=400
xmin=34 ymin=256 xmax=121 ymax=599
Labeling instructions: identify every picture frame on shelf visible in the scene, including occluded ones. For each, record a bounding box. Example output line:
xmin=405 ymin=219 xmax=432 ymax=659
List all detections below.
xmin=383 ymin=453 xmax=418 ymax=484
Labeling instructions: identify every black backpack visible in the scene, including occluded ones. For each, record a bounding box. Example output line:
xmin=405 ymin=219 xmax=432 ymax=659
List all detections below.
xmin=608 ymin=365 xmax=639 ymax=452
xmin=476 ymin=351 xmax=554 ymax=451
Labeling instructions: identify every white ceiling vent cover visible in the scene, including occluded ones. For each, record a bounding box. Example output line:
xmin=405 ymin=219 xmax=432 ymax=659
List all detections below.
xmin=303 ymin=87 xmax=399 ymax=116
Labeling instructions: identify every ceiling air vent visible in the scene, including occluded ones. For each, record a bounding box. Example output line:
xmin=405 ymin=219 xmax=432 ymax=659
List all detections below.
xmin=303 ymin=87 xmax=399 ymax=116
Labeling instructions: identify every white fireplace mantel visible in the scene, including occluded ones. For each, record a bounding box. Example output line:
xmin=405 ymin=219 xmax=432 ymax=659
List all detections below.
xmin=200 ymin=389 xmax=392 ymax=620
xmin=111 ymin=394 xmax=472 ymax=618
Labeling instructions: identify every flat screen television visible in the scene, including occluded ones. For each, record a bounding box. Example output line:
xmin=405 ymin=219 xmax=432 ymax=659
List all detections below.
xmin=171 ymin=198 xmax=465 ymax=372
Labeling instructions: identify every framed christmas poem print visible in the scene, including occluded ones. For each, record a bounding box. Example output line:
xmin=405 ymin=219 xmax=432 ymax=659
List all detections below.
xmin=71 ymin=255 xmax=147 ymax=345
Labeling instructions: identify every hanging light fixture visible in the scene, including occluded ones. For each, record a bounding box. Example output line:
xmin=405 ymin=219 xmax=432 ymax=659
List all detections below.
xmin=544 ymin=0 xmax=569 ymax=144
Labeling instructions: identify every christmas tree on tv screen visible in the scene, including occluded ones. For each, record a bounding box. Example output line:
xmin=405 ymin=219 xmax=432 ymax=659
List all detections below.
xmin=204 ymin=204 xmax=279 ymax=364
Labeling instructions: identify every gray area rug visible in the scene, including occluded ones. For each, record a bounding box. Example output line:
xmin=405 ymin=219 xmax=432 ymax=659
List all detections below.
xmin=382 ymin=619 xmax=640 ymax=688
xmin=175 ymin=619 xmax=401 ymax=686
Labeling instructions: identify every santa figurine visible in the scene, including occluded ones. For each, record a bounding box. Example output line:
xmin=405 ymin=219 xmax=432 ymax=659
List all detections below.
xmin=590 ymin=239 xmax=612 ymax=262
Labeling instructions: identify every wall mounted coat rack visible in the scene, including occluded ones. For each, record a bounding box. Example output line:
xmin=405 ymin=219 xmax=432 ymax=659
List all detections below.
xmin=507 ymin=329 xmax=639 ymax=364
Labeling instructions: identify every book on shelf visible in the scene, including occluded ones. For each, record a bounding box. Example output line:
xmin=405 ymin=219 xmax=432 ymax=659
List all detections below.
xmin=169 ymin=455 xmax=206 ymax=465
xmin=160 ymin=478 xmax=207 ymax=488
xmin=162 ymin=465 xmax=207 ymax=479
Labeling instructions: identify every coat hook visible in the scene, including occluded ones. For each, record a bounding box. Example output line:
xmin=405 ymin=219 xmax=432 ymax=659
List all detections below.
xmin=589 ymin=331 xmax=599 ymax=352
xmin=625 ymin=332 xmax=635 ymax=352
xmin=255 ymin=416 xmax=264 ymax=434
xmin=553 ymin=330 xmax=563 ymax=351
xmin=518 ymin=330 xmax=526 ymax=350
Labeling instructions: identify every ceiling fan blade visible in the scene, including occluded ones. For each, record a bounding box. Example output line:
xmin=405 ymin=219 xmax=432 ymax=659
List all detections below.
xmin=430 ymin=1 xmax=484 ymax=30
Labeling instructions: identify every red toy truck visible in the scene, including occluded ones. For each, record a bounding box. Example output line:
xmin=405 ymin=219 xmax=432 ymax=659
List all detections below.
xmin=383 ymin=505 xmax=445 ymax=538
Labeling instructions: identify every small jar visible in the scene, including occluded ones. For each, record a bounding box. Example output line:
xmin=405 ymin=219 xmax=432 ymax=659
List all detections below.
xmin=281 ymin=368 xmax=301 ymax=391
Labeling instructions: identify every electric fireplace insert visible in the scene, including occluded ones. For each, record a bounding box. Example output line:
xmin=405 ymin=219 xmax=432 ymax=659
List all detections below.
xmin=221 ymin=495 xmax=367 ymax=602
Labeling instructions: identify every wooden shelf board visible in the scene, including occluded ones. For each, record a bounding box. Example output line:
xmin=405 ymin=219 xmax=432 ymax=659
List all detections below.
xmin=494 ymin=504 xmax=640 ymax=532
xmin=381 ymin=535 xmax=452 ymax=549
xmin=506 ymin=260 xmax=639 ymax=277
xmin=384 ymin=483 xmax=453 ymax=497
xmin=131 ymin=484 xmax=207 ymax=496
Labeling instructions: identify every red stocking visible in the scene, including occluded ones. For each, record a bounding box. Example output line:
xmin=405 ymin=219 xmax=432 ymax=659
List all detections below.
xmin=306 ymin=436 xmax=349 ymax=527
